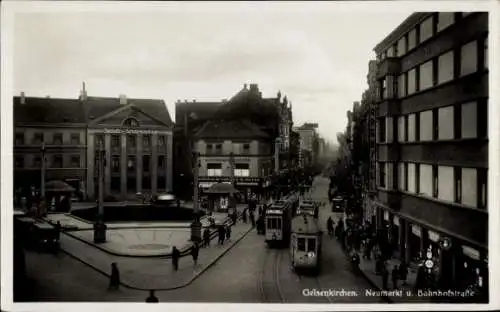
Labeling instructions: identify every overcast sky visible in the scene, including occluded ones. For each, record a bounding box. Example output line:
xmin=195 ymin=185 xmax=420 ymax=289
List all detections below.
xmin=11 ymin=2 xmax=413 ymax=143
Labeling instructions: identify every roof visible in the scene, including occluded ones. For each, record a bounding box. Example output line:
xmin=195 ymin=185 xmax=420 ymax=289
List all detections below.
xmin=193 ymin=119 xmax=270 ymax=139
xmin=14 ymin=95 xmax=173 ymax=127
xmin=175 ymin=101 xmax=225 ymax=126
xmin=373 ymin=13 xmax=431 ymax=54
xmin=14 ymin=97 xmax=87 ymax=124
xmin=292 ymin=215 xmax=321 ymax=234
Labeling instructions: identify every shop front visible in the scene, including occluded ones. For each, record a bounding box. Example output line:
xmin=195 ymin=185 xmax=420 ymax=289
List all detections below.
xmin=456 ymin=245 xmax=483 ymax=291
xmin=392 ymin=215 xmax=401 ymax=257
xmin=409 ymin=224 xmax=423 ymax=262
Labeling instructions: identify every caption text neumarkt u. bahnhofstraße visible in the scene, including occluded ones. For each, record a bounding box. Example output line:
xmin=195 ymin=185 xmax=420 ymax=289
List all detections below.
xmin=302 ymin=288 xmax=477 ymax=298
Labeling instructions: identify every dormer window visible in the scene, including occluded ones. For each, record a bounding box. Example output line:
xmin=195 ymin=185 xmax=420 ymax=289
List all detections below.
xmin=123 ymin=118 xmax=139 ymax=127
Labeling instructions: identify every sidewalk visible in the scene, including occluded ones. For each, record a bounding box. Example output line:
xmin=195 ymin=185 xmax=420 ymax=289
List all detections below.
xmin=59 ymin=205 xmax=253 ymax=290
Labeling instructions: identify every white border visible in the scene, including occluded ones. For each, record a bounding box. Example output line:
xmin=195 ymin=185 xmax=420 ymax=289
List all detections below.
xmin=1 ymin=1 xmax=499 ymax=311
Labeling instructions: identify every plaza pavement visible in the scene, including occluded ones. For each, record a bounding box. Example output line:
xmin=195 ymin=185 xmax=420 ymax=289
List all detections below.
xmin=58 ymin=205 xmax=253 ymax=290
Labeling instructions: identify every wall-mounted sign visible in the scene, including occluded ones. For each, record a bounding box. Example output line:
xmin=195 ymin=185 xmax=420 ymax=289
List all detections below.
xmin=199 ymin=176 xmax=262 ymax=183
xmin=411 ymin=225 xmax=422 ymax=237
xmin=383 ymin=211 xmax=389 ymax=220
xmin=266 ymin=210 xmax=283 ymax=215
xmin=462 ymin=246 xmax=480 ymax=260
xmin=393 ymin=216 xmax=400 ymax=226
xmin=91 ymin=128 xmax=170 ymax=135
xmin=428 ymin=230 xmax=440 ymax=242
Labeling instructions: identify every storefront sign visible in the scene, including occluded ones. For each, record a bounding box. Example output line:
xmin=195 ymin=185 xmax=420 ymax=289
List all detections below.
xmin=428 ymin=230 xmax=440 ymax=242
xmin=393 ymin=216 xmax=400 ymax=226
xmin=383 ymin=211 xmax=389 ymax=221
xmin=411 ymin=225 xmax=422 ymax=237
xmin=462 ymin=246 xmax=480 ymax=260
xmin=199 ymin=182 xmax=214 ymax=188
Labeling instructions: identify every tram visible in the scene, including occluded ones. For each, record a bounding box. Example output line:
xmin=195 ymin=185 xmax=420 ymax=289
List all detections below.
xmin=264 ymin=195 xmax=297 ymax=247
xmin=290 ymin=214 xmax=323 ymax=274
xmin=297 ymin=200 xmax=319 ymax=218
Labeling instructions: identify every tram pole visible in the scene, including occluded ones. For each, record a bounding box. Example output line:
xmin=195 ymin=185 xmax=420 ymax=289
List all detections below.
xmin=190 ymin=152 xmax=202 ymax=242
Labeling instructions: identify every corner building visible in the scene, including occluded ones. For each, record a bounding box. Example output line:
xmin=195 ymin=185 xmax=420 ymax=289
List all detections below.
xmin=373 ymin=12 xmax=488 ymax=292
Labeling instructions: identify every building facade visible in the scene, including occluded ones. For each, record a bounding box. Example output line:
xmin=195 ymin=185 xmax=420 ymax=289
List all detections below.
xmin=14 ymin=85 xmax=174 ymax=202
xmin=294 ymin=123 xmax=318 ymax=167
xmin=373 ymin=12 xmax=488 ymax=292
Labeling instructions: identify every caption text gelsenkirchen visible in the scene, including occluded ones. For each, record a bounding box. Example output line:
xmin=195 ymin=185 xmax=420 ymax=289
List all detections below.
xmin=302 ymin=288 xmax=476 ymax=298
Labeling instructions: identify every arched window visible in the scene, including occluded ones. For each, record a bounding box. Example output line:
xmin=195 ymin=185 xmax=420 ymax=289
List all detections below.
xmin=122 ymin=117 xmax=139 ymax=128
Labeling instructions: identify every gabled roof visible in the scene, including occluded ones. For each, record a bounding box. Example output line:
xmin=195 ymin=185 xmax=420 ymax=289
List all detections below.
xmin=13 ymin=95 xmax=173 ymax=127
xmin=14 ymin=97 xmax=87 ymax=124
xmin=193 ymin=119 xmax=270 ymax=139
xmin=214 ymin=87 xmax=280 ymax=120
xmin=175 ymin=101 xmax=225 ymax=126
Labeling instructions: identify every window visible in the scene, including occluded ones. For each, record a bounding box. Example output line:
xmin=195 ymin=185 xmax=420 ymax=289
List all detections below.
xmin=437 ymin=12 xmax=455 ymax=32
xmin=112 ymin=156 xmax=120 ymax=173
xmin=127 ymin=135 xmax=136 ymax=148
xmin=143 ymin=135 xmax=151 ymax=148
xmin=232 ymin=143 xmax=242 ymax=154
xmin=33 ymin=132 xmax=44 ymax=145
xmin=419 ymin=164 xmax=433 ymax=197
xmin=207 ymin=163 xmax=222 ymax=176
xmin=235 ymin=163 xmax=250 ymax=177
xmin=461 ymin=168 xmax=477 ymax=207
xmin=380 ymin=78 xmax=387 ymax=100
xmin=461 ymin=102 xmax=477 ymax=139
xmin=438 ymin=166 xmax=454 ymax=202
xmin=387 ymin=46 xmax=396 ymax=58
xmin=438 ymin=106 xmax=454 ymax=140
xmin=419 ymin=60 xmax=434 ymax=91
xmin=95 ymin=134 xmax=104 ymax=148
xmin=460 ymin=41 xmax=478 ymax=76
xmin=143 ymin=155 xmax=151 ymax=172
xmin=15 ymin=156 xmax=24 ymax=168
xmin=378 ymin=118 xmax=386 ymax=143
xmin=15 ymin=133 xmax=24 ymax=145
xmin=307 ymin=238 xmax=316 ymax=252
xmin=158 ymin=136 xmax=166 ymax=147
xmin=419 ymin=16 xmax=434 ymax=43
xmin=123 ymin=118 xmax=139 ymax=127
xmin=111 ymin=135 xmax=120 ymax=148
xmin=206 ymin=144 xmax=214 ymax=155
xmin=408 ymin=69 xmax=417 ymax=94
xmin=70 ymin=133 xmax=80 ymax=145
xmin=127 ymin=156 xmax=136 ymax=172
xmin=408 ymin=114 xmax=416 ymax=142
xmin=158 ymin=155 xmax=165 ymax=169
xmin=415 ymin=163 xmax=420 ymax=193
xmin=53 ymin=133 xmax=63 ymax=145
xmin=378 ymin=162 xmax=386 ymax=188
xmin=478 ymin=168 xmax=487 ymax=210
xmin=408 ymin=28 xmax=417 ymax=50
xmin=52 ymin=155 xmax=63 ymax=168
xmin=386 ymin=117 xmax=393 ymax=143
xmin=398 ymin=116 xmax=406 ymax=142
xmin=408 ymin=163 xmax=416 ymax=193
xmin=419 ymin=110 xmax=433 ymax=141
xmin=243 ymin=143 xmax=250 ymax=154
xmin=215 ymin=144 xmax=223 ymax=154
xmin=484 ymin=37 xmax=488 ymax=69
xmin=438 ymin=50 xmax=454 ymax=84
xmin=397 ymin=37 xmax=406 ymax=57
xmin=70 ymin=155 xmax=80 ymax=168
xmin=398 ymin=74 xmax=406 ymax=98
xmin=433 ymin=165 xmax=439 ymax=198
xmin=454 ymin=167 xmax=462 ymax=203
xmin=398 ymin=162 xmax=406 ymax=190
xmin=297 ymin=238 xmax=306 ymax=251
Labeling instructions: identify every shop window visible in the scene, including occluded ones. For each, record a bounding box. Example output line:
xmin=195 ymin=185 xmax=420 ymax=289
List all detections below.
xmin=297 ymin=238 xmax=306 ymax=252
xmin=307 ymin=239 xmax=316 ymax=252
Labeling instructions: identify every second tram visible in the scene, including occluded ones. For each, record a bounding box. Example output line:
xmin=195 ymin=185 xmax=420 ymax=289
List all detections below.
xmin=290 ymin=214 xmax=323 ymax=274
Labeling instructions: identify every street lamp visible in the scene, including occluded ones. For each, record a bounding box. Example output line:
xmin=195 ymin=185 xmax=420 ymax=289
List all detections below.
xmin=93 ymin=143 xmax=107 ymax=243
xmin=190 ymin=152 xmax=202 ymax=242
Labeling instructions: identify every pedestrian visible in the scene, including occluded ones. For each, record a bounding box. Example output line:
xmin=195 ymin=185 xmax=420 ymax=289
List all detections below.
xmin=146 ymin=290 xmax=159 ymax=303
xmin=226 ymin=225 xmax=231 ymax=241
xmin=171 ymin=246 xmax=180 ymax=271
xmin=381 ymin=263 xmax=389 ymax=290
xmin=54 ymin=221 xmax=61 ymax=241
xmin=242 ymin=209 xmax=248 ymax=223
xmin=108 ymin=262 xmax=120 ymax=290
xmin=391 ymin=265 xmax=399 ymax=289
xmin=399 ymin=261 xmax=408 ymax=286
xmin=191 ymin=243 xmax=199 ymax=267
xmin=218 ymin=225 xmax=225 ymax=245
xmin=250 ymin=212 xmax=255 ymax=227
xmin=203 ymin=228 xmax=210 ymax=248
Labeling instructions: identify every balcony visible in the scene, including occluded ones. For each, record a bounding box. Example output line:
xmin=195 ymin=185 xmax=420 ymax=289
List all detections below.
xmin=376 ymin=57 xmax=401 ymax=79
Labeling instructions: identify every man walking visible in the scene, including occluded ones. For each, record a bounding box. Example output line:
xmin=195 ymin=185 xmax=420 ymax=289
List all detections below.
xmin=191 ymin=243 xmax=199 ymax=267
xmin=171 ymin=246 xmax=180 ymax=271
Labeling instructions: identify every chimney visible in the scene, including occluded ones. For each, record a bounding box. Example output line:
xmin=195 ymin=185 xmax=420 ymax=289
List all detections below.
xmin=79 ymin=82 xmax=87 ymax=101
xmin=176 ymin=99 xmax=181 ymax=104
xmin=119 ymin=94 xmax=127 ymax=105
xmin=184 ymin=99 xmax=188 ymax=104
xmin=277 ymin=91 xmax=282 ymax=100
xmin=20 ymin=92 xmax=26 ymax=105
xmin=244 ymin=83 xmax=248 ymax=90
xmin=249 ymin=83 xmax=258 ymax=92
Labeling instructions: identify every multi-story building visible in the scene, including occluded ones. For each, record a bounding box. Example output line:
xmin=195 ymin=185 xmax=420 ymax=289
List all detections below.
xmin=294 ymin=123 xmax=318 ymax=167
xmin=174 ymin=83 xmax=294 ymax=199
xmin=14 ymin=84 xmax=174 ymax=201
xmin=373 ymin=12 xmax=488 ymax=291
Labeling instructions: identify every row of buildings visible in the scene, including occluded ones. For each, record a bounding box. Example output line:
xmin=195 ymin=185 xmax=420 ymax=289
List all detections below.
xmin=13 ymin=83 xmax=324 ymax=202
xmin=342 ymin=12 xmax=488 ymax=294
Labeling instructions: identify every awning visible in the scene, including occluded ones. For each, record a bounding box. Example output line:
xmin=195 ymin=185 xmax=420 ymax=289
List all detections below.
xmin=199 ymin=182 xmax=214 ymax=188
xmin=45 ymin=180 xmax=75 ymax=192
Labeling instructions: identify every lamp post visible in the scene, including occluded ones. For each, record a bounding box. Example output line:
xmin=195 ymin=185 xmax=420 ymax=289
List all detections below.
xmin=190 ymin=152 xmax=202 ymax=242
xmin=40 ymin=142 xmax=46 ymax=199
xmin=228 ymin=152 xmax=236 ymax=212
xmin=93 ymin=143 xmax=107 ymax=243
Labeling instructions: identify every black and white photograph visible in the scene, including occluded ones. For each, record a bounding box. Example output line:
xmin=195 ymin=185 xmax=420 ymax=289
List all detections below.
xmin=1 ymin=0 xmax=498 ymax=310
